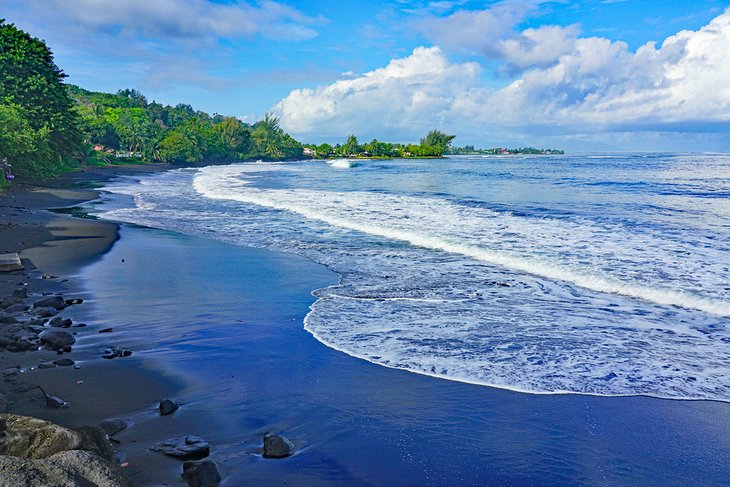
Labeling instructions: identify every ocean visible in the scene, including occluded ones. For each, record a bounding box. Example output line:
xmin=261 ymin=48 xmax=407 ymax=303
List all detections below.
xmin=82 ymin=153 xmax=730 ymax=485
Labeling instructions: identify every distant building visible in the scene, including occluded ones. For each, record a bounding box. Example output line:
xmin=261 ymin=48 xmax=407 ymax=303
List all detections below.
xmin=303 ymin=147 xmax=316 ymax=157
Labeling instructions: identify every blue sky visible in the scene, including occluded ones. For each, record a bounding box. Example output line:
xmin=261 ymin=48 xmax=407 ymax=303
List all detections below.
xmin=4 ymin=0 xmax=730 ymax=150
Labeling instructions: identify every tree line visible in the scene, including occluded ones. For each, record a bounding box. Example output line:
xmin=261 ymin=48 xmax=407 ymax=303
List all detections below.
xmin=71 ymin=85 xmax=303 ymax=165
xmin=304 ymin=130 xmax=456 ymax=158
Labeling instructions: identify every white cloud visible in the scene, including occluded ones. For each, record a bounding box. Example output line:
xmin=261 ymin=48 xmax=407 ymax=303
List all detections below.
xmin=275 ymin=8 xmax=730 ymax=147
xmin=274 ymin=46 xmax=482 ymax=138
xmin=16 ymin=0 xmax=323 ymax=41
xmin=488 ymin=9 xmax=730 ymax=128
xmin=415 ymin=0 xmax=578 ymax=70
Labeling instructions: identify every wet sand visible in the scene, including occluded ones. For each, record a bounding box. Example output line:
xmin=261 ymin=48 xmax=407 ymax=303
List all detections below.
xmin=0 ymin=165 xmax=183 ymax=485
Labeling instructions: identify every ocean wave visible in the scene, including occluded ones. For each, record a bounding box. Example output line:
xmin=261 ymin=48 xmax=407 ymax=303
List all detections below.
xmin=97 ymin=160 xmax=730 ymax=401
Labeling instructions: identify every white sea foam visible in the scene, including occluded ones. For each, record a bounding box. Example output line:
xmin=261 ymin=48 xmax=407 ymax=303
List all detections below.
xmin=327 ymin=158 xmax=357 ymax=168
xmin=98 ymin=160 xmax=730 ymax=401
xmin=192 ymin=165 xmax=730 ymax=317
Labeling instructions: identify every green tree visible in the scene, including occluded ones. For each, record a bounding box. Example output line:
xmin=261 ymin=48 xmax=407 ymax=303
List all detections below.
xmin=419 ymin=129 xmax=455 ymax=156
xmin=0 ymin=19 xmax=81 ymax=178
xmin=342 ymin=134 xmax=360 ymax=155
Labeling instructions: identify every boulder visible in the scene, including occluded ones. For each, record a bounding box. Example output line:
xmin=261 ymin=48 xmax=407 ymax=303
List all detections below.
xmin=37 ymin=362 xmax=56 ymax=369
xmin=262 ymin=434 xmax=295 ymax=458
xmin=159 ymin=399 xmax=179 ymax=415
xmin=53 ymin=359 xmax=75 ymax=367
xmin=182 ymin=460 xmax=221 ymax=487
xmin=33 ymin=296 xmax=66 ymax=311
xmin=39 ymin=330 xmax=75 ymax=350
xmin=98 ymin=418 xmax=127 ymax=436
xmin=0 ymin=253 xmax=23 ymax=272
xmin=0 ymin=414 xmax=82 ymax=458
xmin=150 ymin=436 xmax=210 ymax=460
xmin=0 ymin=450 xmax=131 ymax=487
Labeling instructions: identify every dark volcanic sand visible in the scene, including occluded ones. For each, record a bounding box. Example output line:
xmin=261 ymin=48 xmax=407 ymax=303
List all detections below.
xmin=0 ymin=165 xmax=183 ymax=485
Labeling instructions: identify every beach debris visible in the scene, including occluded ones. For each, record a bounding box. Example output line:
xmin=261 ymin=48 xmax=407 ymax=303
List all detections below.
xmin=262 ymin=434 xmax=295 ymax=458
xmin=39 ymin=329 xmax=75 ymax=350
xmin=53 ymin=358 xmax=74 ymax=367
xmin=182 ymin=460 xmax=221 ymax=487
xmin=101 ymin=347 xmax=132 ymax=359
xmin=0 ymin=253 xmax=24 ymax=272
xmin=99 ymin=418 xmax=128 ymax=436
xmin=64 ymin=298 xmax=83 ymax=306
xmin=99 ymin=327 xmax=113 ymax=333
xmin=49 ymin=316 xmax=72 ymax=328
xmin=35 ymin=385 xmax=69 ymax=409
xmin=33 ymin=295 xmax=66 ymax=310
xmin=159 ymin=399 xmax=179 ymax=415
xmin=150 ymin=436 xmax=210 ymax=460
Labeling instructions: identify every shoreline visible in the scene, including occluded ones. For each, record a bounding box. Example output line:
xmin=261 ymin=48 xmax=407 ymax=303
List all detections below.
xmin=0 ymin=164 xmax=186 ymax=485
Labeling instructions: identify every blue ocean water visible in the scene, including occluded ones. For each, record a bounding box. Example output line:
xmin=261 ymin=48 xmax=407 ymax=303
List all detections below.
xmin=99 ymin=154 xmax=730 ymax=402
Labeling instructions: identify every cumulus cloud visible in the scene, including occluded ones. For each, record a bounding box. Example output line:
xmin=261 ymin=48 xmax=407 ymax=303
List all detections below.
xmin=274 ymin=46 xmax=482 ymax=138
xmin=488 ymin=9 xmax=730 ymax=128
xmin=415 ymin=0 xmax=578 ymax=70
xmin=275 ymin=8 xmax=730 ymax=144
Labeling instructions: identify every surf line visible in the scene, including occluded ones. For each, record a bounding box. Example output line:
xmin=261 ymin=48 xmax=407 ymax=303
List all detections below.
xmin=193 ymin=174 xmax=730 ymax=317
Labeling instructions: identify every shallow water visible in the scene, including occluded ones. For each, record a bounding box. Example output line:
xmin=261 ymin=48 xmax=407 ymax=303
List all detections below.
xmin=78 ymin=223 xmax=730 ymax=486
xmin=98 ymin=154 xmax=730 ymax=401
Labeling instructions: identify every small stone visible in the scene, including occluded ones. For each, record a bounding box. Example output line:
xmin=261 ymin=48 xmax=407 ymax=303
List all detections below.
xmin=12 ymin=288 xmax=28 ymax=299
xmin=34 ymin=307 xmax=58 ymax=318
xmin=182 ymin=460 xmax=221 ymax=487
xmin=159 ymin=399 xmax=179 ymax=415
xmin=54 ymin=358 xmax=75 ymax=367
xmin=33 ymin=296 xmax=66 ymax=310
xmin=99 ymin=328 xmax=113 ymax=333
xmin=62 ymin=345 xmax=72 ymax=353
xmin=64 ymin=298 xmax=83 ymax=306
xmin=49 ymin=316 xmax=73 ymax=328
xmin=39 ymin=330 xmax=75 ymax=350
xmin=98 ymin=418 xmax=128 ymax=436
xmin=6 ymin=339 xmax=34 ymax=353
xmin=150 ymin=436 xmax=209 ymax=460
xmin=2 ymin=367 xmax=21 ymax=379
xmin=262 ymin=434 xmax=295 ymax=458
xmin=4 ymin=303 xmax=29 ymax=314
xmin=37 ymin=362 xmax=56 ymax=369
xmin=101 ymin=347 xmax=132 ymax=359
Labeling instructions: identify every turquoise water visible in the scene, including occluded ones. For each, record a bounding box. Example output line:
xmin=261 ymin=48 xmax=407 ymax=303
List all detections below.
xmin=80 ymin=154 xmax=730 ymax=485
